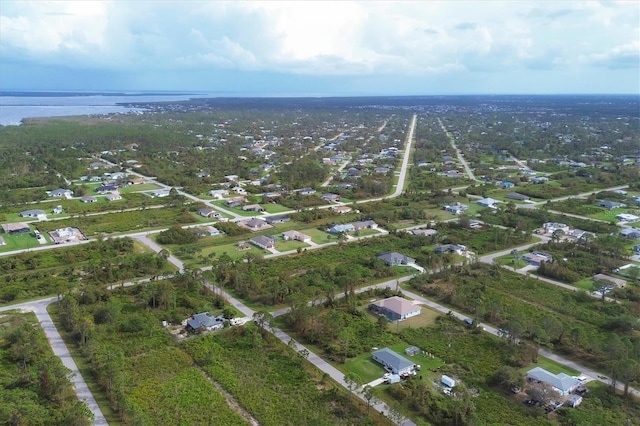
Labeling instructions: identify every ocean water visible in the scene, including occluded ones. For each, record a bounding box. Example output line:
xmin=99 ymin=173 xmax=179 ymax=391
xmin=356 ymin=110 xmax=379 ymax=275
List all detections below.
xmin=0 ymin=92 xmax=205 ymax=126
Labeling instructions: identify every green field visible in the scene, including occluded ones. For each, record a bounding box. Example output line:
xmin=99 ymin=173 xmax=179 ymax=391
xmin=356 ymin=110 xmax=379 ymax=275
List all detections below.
xmin=118 ymin=183 xmax=163 ymax=193
xmin=520 ymin=356 xmax=580 ymax=377
xmin=275 ymin=239 xmax=309 ymax=252
xmin=0 ymin=229 xmax=45 ymax=252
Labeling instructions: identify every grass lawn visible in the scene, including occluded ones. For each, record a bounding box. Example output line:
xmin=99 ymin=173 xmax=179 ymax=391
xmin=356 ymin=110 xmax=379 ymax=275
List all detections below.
xmin=521 ymin=356 xmax=580 ymax=377
xmin=343 ymin=354 xmax=387 ymax=383
xmin=301 ymin=228 xmax=334 ymax=244
xmin=197 ymin=243 xmax=266 ymax=262
xmin=588 ymin=207 xmax=630 ymax=222
xmin=0 ymin=230 xmax=45 ymax=252
xmin=572 ymin=277 xmax=597 ymax=291
xmin=118 ymin=183 xmax=163 ymax=193
xmin=262 ymin=203 xmax=293 ymax=214
xmin=392 ymin=306 xmax=442 ymax=332
xmin=275 ymin=239 xmax=309 ymax=252
xmin=496 ymin=254 xmax=529 ymax=270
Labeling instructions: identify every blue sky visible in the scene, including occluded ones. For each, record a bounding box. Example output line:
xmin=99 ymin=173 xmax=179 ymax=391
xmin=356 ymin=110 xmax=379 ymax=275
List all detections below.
xmin=1 ymin=1 xmax=638 ymax=95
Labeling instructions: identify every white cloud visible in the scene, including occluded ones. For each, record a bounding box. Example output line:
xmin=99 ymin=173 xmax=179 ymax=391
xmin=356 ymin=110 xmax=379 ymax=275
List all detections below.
xmin=0 ymin=0 xmax=638 ymax=78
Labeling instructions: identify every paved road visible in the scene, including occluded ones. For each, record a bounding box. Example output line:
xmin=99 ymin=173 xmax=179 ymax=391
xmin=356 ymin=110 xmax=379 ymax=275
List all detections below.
xmin=0 ymin=298 xmax=108 ymax=425
xmin=390 ymin=114 xmax=416 ymax=198
xmin=438 ymin=117 xmax=478 ymax=182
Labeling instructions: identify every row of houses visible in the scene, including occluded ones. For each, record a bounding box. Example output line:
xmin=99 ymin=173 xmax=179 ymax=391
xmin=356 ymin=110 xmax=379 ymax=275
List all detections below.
xmin=326 ymin=220 xmax=378 ymax=234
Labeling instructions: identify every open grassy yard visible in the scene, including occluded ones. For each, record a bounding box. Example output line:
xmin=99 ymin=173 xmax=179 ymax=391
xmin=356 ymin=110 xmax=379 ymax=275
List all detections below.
xmin=118 ymin=183 xmax=163 ymax=193
xmin=300 ymin=227 xmax=334 ymax=244
xmin=198 ymin=243 xmax=267 ymax=261
xmin=393 ymin=306 xmax=441 ymax=332
xmin=520 ymin=356 xmax=580 ymax=377
xmin=275 ymin=239 xmax=309 ymax=252
xmin=0 ymin=230 xmax=44 ymax=252
xmin=262 ymin=203 xmax=293 ymax=214
xmin=588 ymin=207 xmax=632 ymax=222
xmin=496 ymin=253 xmax=529 ymax=270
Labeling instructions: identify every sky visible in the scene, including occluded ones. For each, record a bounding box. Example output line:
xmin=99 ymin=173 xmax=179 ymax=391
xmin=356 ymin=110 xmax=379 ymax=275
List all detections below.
xmin=1 ymin=1 xmax=639 ymax=95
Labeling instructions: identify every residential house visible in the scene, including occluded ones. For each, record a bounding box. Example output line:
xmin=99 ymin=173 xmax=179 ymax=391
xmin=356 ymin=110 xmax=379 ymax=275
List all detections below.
xmin=225 ymin=196 xmax=247 ymax=208
xmin=593 ymin=273 xmax=626 ymax=288
xmin=477 ymin=197 xmax=500 ymax=208
xmin=543 ymin=222 xmax=570 ymax=234
xmin=195 ymin=226 xmax=221 ymax=237
xmin=370 ymin=296 xmax=421 ymax=322
xmin=298 ymin=188 xmax=317 ymax=196
xmin=327 ymin=223 xmax=355 ymax=234
xmin=411 ymin=228 xmax=437 ymax=237
xmin=372 ymin=348 xmax=416 ymax=375
xmin=620 ymin=227 xmax=640 ymax=239
xmin=530 ymin=176 xmax=549 ymax=184
xmin=20 ymin=209 xmax=46 ymax=218
xmin=443 ymin=203 xmax=468 ymax=215
xmin=250 ymin=235 xmax=276 ymax=250
xmin=231 ymin=185 xmax=247 ymax=195
xmin=353 ymin=220 xmax=378 ymax=230
xmin=209 ymin=189 xmax=229 ymax=199
xmin=526 ymin=367 xmax=580 ymax=396
xmin=1 ymin=223 xmax=30 ymax=234
xmin=265 ymin=215 xmax=290 ymax=224
xmin=80 ymin=196 xmax=98 ymax=203
xmin=505 ymin=192 xmax=530 ymax=201
xmin=500 ymin=181 xmax=515 ymax=189
xmin=616 ymin=213 xmax=640 ymax=222
xmin=105 ymin=192 xmax=122 ymax=201
xmin=186 ymin=312 xmax=225 ymax=332
xmin=522 ymin=251 xmax=553 ymax=266
xmin=239 ymin=217 xmax=272 ymax=232
xmin=48 ymin=227 xmax=86 ymax=244
xmin=321 ymin=193 xmax=341 ymax=203
xmin=52 ymin=205 xmax=64 ymax=214
xmin=595 ymin=200 xmax=626 ymax=210
xmin=374 ymin=167 xmax=390 ymax=174
xmin=377 ymin=252 xmax=416 ymax=266
xmin=127 ymin=177 xmax=146 ymax=185
xmin=151 ymin=189 xmax=172 ymax=198
xmin=197 ymin=208 xmax=220 ymax=219
xmin=434 ymin=244 xmax=467 ymax=255
xmin=95 ymin=185 xmax=118 ymax=193
xmin=633 ymin=244 xmax=640 ymax=254
xmin=242 ymin=204 xmax=264 ymax=212
xmin=47 ymin=188 xmax=73 ymax=198
xmin=331 ymin=205 xmax=353 ymax=214
xmin=282 ymin=230 xmax=311 ymax=243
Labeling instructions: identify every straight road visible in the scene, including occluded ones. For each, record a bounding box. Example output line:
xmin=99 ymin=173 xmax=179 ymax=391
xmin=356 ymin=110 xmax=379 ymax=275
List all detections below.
xmin=0 ymin=298 xmax=108 ymax=425
xmin=437 ymin=118 xmax=478 ymax=182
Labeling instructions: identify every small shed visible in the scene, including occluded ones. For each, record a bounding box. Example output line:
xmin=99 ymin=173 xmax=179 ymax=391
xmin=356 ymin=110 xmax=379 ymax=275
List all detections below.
xmin=441 ymin=375 xmax=456 ymax=388
xmin=405 ymin=346 xmax=420 ymax=356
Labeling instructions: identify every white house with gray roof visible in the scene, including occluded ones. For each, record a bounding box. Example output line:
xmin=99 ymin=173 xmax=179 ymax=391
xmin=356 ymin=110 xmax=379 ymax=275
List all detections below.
xmin=372 ymin=348 xmax=416 ymax=375
xmin=526 ymin=367 xmax=580 ymax=396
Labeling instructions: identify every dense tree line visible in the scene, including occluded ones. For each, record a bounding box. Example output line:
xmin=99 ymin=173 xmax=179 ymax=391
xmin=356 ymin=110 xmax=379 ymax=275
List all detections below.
xmin=0 ymin=315 xmax=93 ymax=425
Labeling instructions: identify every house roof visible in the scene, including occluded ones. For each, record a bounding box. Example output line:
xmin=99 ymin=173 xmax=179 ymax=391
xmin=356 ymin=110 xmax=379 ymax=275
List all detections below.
xmin=250 ymin=235 xmax=275 ymax=246
xmin=21 ymin=209 xmax=45 ymax=216
xmin=372 ymin=348 xmax=415 ymax=372
xmin=282 ymin=230 xmax=310 ymax=240
xmin=593 ymin=273 xmax=626 ymax=287
xmin=2 ymin=222 xmax=30 ymax=233
xmin=527 ymin=367 xmax=580 ymax=393
xmin=377 ymin=251 xmax=415 ymax=266
xmin=187 ymin=312 xmax=224 ymax=329
xmin=505 ymin=192 xmax=529 ymax=200
xmin=244 ymin=218 xmax=268 ymax=228
xmin=477 ymin=197 xmax=499 ymax=206
xmin=372 ymin=296 xmax=420 ymax=316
